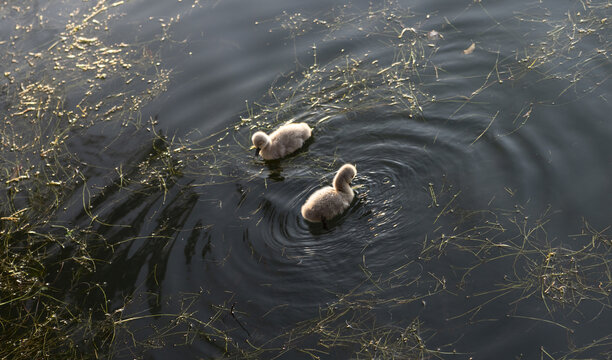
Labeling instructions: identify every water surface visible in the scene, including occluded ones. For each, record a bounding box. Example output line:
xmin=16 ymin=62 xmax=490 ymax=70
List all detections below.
xmin=1 ymin=0 xmax=610 ymax=359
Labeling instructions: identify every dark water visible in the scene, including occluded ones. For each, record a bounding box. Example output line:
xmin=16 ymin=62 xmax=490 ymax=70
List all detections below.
xmin=2 ymin=0 xmax=611 ymax=359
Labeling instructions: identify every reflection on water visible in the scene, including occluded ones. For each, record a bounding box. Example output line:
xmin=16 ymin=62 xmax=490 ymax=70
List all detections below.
xmin=1 ymin=0 xmax=610 ymax=359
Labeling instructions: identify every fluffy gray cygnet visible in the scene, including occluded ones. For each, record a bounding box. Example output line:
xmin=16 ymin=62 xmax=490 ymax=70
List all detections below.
xmin=301 ymin=164 xmax=357 ymax=225
xmin=251 ymin=123 xmax=312 ymax=160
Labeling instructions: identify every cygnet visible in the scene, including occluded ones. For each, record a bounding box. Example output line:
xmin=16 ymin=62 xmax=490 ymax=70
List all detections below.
xmin=252 ymin=123 xmax=312 ymax=160
xmin=301 ymin=164 xmax=357 ymax=227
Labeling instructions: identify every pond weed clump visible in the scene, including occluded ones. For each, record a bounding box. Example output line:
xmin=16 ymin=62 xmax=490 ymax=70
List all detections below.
xmin=235 ymin=1 xmax=438 ymax=132
xmin=512 ymin=0 xmax=611 ymax=98
xmin=0 ymin=1 xmax=190 ymax=358
xmin=421 ymin=200 xmax=611 ymax=315
xmin=419 ymin=184 xmax=612 ymax=359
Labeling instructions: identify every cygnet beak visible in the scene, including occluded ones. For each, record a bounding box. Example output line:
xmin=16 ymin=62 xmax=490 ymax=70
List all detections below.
xmin=255 ymin=148 xmax=260 ymax=156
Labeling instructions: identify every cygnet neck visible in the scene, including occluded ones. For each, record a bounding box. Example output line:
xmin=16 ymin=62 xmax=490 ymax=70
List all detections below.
xmin=253 ymin=132 xmax=270 ymax=149
xmin=333 ymin=174 xmax=351 ymax=193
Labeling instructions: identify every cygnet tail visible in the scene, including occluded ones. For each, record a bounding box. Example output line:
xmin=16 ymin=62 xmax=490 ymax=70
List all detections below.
xmin=300 ymin=205 xmax=316 ymax=222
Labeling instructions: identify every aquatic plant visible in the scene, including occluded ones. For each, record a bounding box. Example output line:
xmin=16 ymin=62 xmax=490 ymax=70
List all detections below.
xmin=0 ymin=0 xmax=610 ymax=359
xmin=0 ymin=1 xmax=189 ymax=358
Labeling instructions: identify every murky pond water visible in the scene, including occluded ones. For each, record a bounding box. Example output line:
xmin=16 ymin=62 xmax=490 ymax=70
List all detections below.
xmin=1 ymin=0 xmax=610 ymax=359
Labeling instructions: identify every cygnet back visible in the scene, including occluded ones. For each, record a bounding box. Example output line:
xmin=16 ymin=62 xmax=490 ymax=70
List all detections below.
xmin=252 ymin=123 xmax=312 ymax=160
xmin=301 ymin=164 xmax=357 ymax=224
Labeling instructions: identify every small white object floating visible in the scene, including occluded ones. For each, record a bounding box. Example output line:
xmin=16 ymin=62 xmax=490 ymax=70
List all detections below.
xmin=252 ymin=123 xmax=312 ymax=160
xmin=301 ymin=164 xmax=357 ymax=226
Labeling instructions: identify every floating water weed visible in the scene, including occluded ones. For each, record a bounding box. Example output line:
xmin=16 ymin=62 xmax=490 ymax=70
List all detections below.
xmin=1 ymin=0 xmax=610 ymax=359
xmin=0 ymin=1 xmax=193 ymax=358
xmin=419 ymin=187 xmax=611 ymax=358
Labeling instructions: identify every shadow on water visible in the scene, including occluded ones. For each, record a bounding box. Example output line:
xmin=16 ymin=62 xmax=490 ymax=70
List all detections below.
xmin=303 ymin=195 xmax=363 ymax=235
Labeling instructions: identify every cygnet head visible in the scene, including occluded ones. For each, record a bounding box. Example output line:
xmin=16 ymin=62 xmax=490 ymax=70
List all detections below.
xmin=251 ymin=131 xmax=269 ymax=156
xmin=333 ymin=164 xmax=357 ymax=191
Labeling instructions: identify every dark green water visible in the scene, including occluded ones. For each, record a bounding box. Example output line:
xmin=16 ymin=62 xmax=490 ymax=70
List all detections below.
xmin=1 ymin=0 xmax=610 ymax=359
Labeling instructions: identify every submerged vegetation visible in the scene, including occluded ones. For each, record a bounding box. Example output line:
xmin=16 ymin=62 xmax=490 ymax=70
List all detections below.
xmin=0 ymin=1 xmax=184 ymax=358
xmin=0 ymin=0 xmax=610 ymax=359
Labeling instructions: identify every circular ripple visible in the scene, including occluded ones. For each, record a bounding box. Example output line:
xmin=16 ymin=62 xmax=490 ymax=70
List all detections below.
xmin=224 ymin=108 xmax=474 ymax=283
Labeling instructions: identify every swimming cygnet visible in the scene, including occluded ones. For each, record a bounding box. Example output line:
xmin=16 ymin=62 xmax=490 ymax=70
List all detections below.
xmin=252 ymin=123 xmax=312 ymax=160
xmin=301 ymin=164 xmax=357 ymax=226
